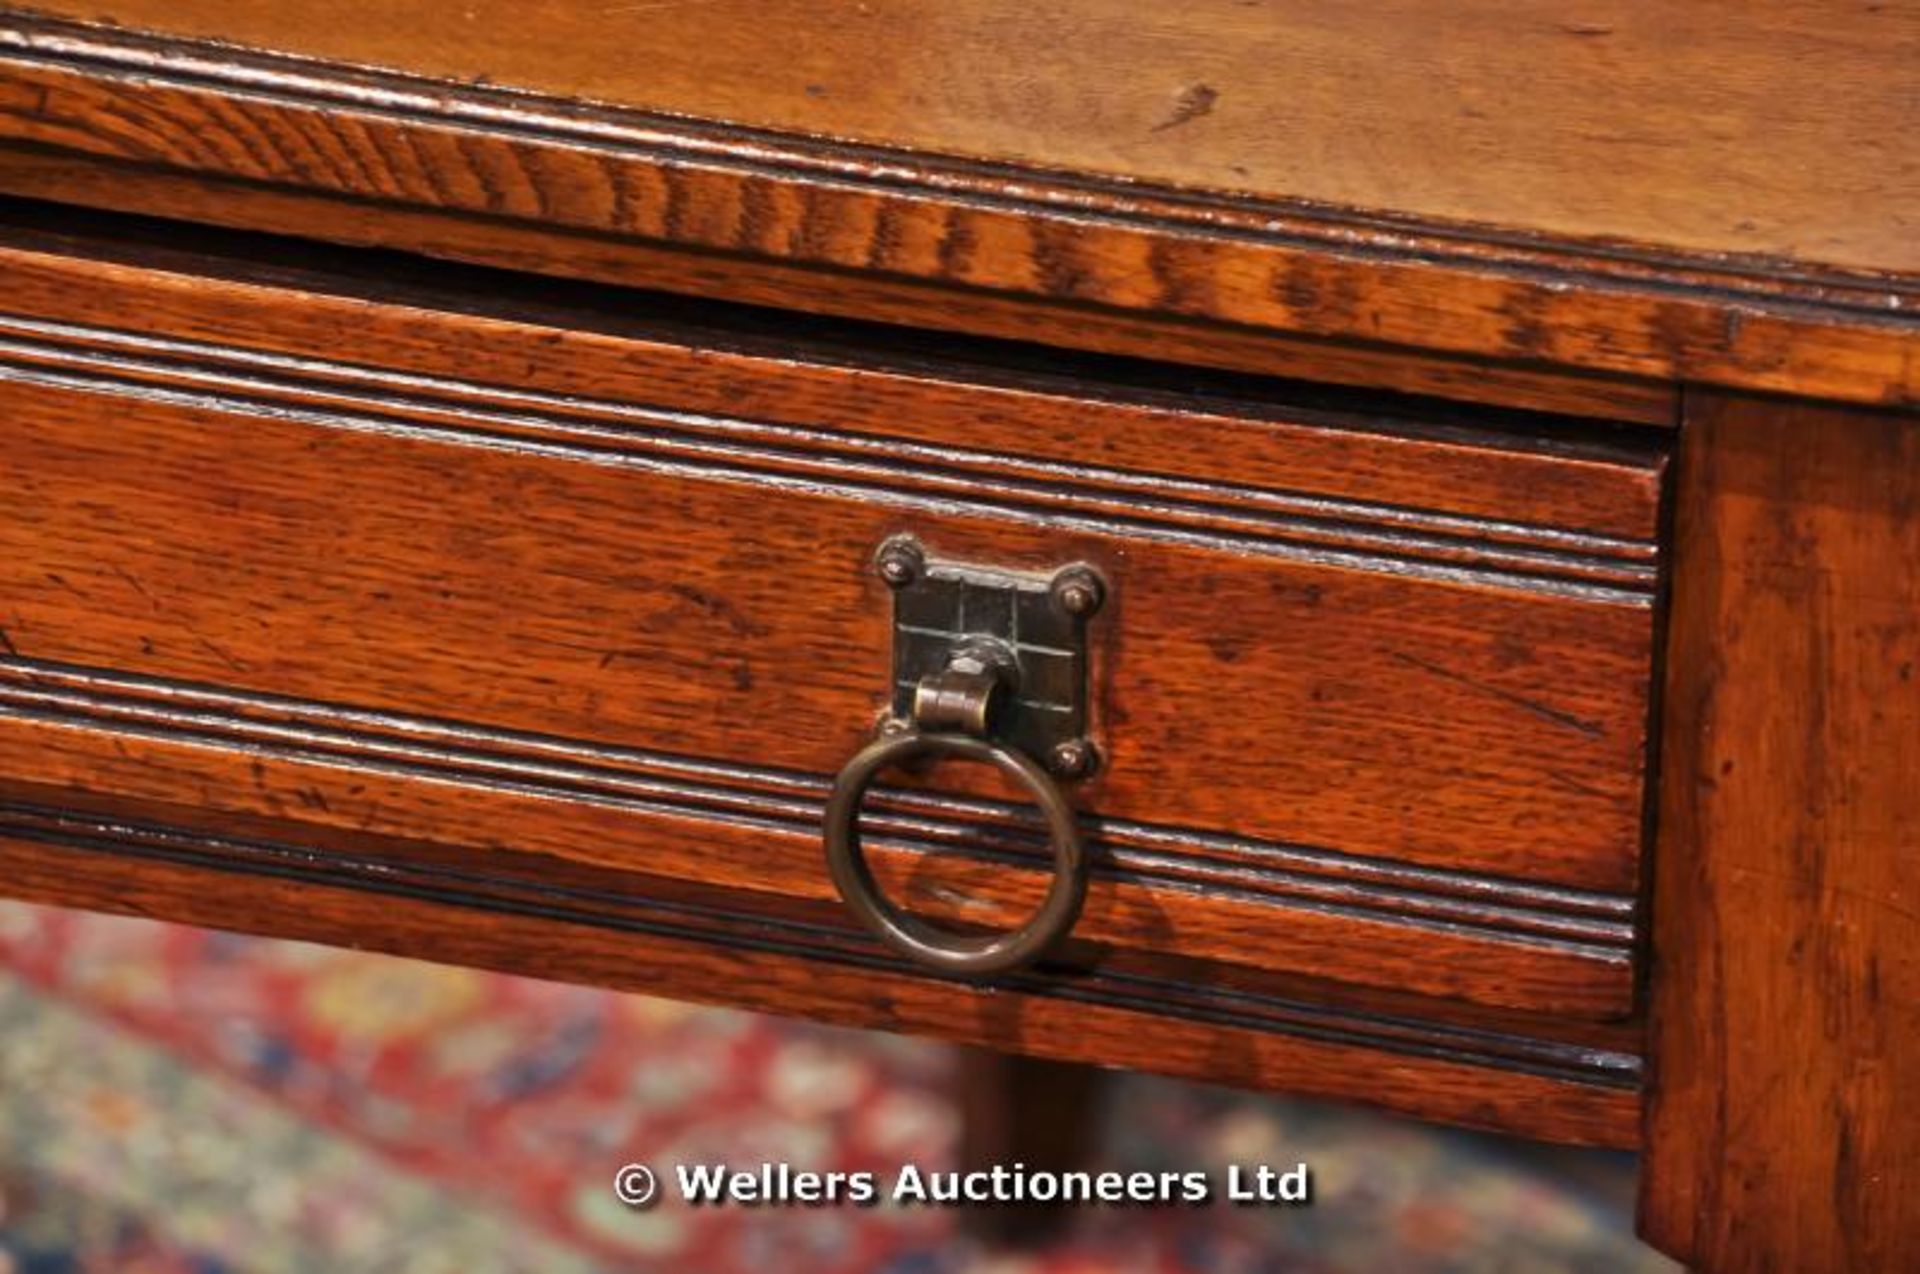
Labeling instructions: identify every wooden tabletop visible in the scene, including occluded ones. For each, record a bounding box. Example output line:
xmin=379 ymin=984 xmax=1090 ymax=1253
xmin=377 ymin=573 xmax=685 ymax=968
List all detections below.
xmin=1 ymin=1 xmax=1916 ymax=405
xmin=18 ymin=0 xmax=1917 ymax=280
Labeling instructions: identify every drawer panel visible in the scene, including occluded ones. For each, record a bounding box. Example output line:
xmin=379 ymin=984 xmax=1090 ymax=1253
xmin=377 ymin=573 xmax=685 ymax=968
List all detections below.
xmin=0 ymin=222 xmax=1664 ymax=1020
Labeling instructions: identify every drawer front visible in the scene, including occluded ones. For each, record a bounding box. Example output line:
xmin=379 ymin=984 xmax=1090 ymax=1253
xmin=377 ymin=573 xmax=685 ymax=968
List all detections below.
xmin=0 ymin=225 xmax=1662 ymax=1025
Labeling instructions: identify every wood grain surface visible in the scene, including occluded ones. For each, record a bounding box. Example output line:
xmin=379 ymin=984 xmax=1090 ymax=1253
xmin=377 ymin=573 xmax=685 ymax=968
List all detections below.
xmin=0 ymin=9 xmax=1913 ymax=405
xmin=956 ymin=1048 xmax=1106 ymax=1244
xmin=0 ymin=214 xmax=1664 ymax=1018
xmin=0 ymin=146 xmax=1682 ymax=427
xmin=7 ymin=0 xmax=1914 ymax=276
xmin=1640 ymin=392 xmax=1920 ymax=1270
xmin=3 ymin=6 xmax=1917 ymax=1259
xmin=0 ymin=801 xmax=1643 ymax=1147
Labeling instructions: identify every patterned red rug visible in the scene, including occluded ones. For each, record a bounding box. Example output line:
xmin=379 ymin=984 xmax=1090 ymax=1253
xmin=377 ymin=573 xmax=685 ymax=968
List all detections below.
xmin=0 ymin=900 xmax=1674 ymax=1272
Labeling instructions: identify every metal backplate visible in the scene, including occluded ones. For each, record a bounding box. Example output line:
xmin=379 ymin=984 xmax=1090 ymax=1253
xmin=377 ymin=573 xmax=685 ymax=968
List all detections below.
xmin=876 ymin=536 xmax=1102 ymax=776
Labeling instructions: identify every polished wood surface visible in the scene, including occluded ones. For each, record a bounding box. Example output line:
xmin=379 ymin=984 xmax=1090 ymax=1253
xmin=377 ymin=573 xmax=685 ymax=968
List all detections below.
xmin=0 ymin=146 xmax=1682 ymax=427
xmin=11 ymin=0 xmax=1914 ymax=277
xmin=0 ymin=806 xmax=1641 ymax=1147
xmin=0 ymin=9 xmax=1914 ymax=405
xmin=0 ymin=8 xmax=1914 ymax=1267
xmin=0 ymin=210 xmax=1662 ymax=1019
xmin=956 ymin=1049 xmax=1106 ymax=1244
xmin=1640 ymin=392 xmax=1920 ymax=1270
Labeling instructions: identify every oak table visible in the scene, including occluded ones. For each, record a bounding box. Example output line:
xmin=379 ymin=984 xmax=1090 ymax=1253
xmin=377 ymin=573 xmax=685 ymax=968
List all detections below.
xmin=0 ymin=5 xmax=1913 ymax=1268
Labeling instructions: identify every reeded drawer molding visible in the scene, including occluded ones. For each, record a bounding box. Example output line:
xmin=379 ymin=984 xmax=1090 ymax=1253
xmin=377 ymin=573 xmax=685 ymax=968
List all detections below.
xmin=0 ymin=312 xmax=1658 ymax=601
xmin=0 ymin=655 xmax=1638 ymax=948
xmin=0 ymin=800 xmax=1643 ymax=1099
xmin=0 ymin=648 xmax=1643 ymax=1013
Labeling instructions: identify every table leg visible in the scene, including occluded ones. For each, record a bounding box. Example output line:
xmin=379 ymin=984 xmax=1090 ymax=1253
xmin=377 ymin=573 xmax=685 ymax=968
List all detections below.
xmin=1640 ymin=391 xmax=1920 ymax=1272
xmin=955 ymin=1046 xmax=1107 ymax=1245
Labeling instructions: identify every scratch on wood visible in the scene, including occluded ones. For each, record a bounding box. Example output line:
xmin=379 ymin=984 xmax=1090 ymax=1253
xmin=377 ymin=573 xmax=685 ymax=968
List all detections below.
xmin=1730 ymin=864 xmax=1920 ymax=928
xmin=110 ymin=563 xmax=155 ymax=605
xmin=193 ymin=633 xmax=246 ymax=673
xmin=1387 ymin=650 xmax=1604 ymax=739
xmin=601 ymin=0 xmax=719 ymax=13
xmin=1152 ymin=84 xmax=1218 ymax=133
xmin=1545 ymin=768 xmax=1615 ymax=800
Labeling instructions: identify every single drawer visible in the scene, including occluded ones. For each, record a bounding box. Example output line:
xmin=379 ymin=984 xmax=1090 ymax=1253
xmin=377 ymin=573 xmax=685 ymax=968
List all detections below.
xmin=0 ymin=217 xmax=1664 ymax=1026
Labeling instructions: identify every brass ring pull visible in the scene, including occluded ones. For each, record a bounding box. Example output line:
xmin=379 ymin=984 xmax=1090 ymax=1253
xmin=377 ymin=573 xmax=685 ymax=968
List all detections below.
xmin=823 ymin=729 xmax=1089 ymax=978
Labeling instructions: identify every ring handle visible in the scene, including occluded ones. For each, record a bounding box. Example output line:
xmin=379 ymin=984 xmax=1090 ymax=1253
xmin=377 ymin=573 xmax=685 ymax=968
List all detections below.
xmin=823 ymin=729 xmax=1089 ymax=978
